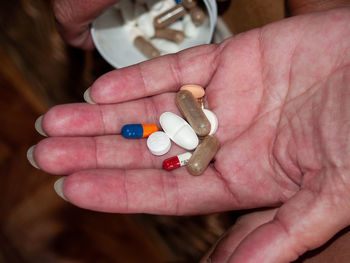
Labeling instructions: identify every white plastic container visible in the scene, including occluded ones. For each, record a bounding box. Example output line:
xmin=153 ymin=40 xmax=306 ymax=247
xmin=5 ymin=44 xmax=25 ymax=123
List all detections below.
xmin=91 ymin=0 xmax=218 ymax=68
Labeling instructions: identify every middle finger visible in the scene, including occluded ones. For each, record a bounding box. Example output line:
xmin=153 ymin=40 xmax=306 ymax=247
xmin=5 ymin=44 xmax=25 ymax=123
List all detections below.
xmin=34 ymin=134 xmax=189 ymax=175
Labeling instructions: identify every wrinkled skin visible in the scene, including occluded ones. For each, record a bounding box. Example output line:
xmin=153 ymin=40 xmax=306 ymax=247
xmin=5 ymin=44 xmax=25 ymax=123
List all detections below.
xmin=34 ymin=8 xmax=350 ymax=263
xmin=53 ymin=0 xmax=118 ymax=49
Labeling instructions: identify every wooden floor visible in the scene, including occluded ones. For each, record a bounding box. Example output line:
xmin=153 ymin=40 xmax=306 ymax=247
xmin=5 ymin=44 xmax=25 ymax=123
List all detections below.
xmin=6 ymin=1 xmax=349 ymax=262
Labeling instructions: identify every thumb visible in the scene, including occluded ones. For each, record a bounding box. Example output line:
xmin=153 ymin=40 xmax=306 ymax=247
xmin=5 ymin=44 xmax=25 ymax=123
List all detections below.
xmin=201 ymin=208 xmax=278 ymax=263
xmin=227 ymin=189 xmax=350 ymax=263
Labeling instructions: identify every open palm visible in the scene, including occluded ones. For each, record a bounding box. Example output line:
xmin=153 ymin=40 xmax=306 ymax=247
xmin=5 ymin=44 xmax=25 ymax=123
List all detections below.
xmin=32 ymin=8 xmax=350 ymax=262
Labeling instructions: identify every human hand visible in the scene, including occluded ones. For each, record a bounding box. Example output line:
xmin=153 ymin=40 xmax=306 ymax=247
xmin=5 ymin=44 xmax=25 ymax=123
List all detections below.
xmin=29 ymin=8 xmax=350 ymax=262
xmin=53 ymin=0 xmax=119 ymax=49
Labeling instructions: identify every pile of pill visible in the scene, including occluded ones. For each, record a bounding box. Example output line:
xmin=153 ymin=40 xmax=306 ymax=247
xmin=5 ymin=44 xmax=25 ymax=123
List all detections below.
xmin=114 ymin=0 xmax=207 ymax=59
xmin=121 ymin=84 xmax=219 ymax=175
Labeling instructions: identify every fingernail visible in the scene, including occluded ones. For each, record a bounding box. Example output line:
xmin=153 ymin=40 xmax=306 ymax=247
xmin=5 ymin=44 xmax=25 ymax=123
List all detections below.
xmin=84 ymin=87 xmax=95 ymax=104
xmin=35 ymin=115 xmax=47 ymax=136
xmin=54 ymin=177 xmax=68 ymax=201
xmin=27 ymin=145 xmax=39 ymax=169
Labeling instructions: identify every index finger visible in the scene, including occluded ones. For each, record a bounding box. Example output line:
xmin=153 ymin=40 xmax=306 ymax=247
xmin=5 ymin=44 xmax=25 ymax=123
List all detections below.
xmin=88 ymin=44 xmax=221 ymax=104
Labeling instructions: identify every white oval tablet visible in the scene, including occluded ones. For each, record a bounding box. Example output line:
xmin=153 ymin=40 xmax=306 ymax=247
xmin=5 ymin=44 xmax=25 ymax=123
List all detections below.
xmin=147 ymin=131 xmax=171 ymax=155
xmin=203 ymin=109 xmax=218 ymax=135
xmin=160 ymin=112 xmax=199 ymax=150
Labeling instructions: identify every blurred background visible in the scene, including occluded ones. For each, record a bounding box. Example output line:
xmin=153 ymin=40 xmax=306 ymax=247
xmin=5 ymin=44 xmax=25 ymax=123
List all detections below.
xmin=0 ymin=0 xmax=287 ymax=262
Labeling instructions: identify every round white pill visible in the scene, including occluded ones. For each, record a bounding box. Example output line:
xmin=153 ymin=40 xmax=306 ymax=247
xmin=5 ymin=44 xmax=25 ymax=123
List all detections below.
xmin=147 ymin=131 xmax=171 ymax=155
xmin=203 ymin=109 xmax=218 ymax=135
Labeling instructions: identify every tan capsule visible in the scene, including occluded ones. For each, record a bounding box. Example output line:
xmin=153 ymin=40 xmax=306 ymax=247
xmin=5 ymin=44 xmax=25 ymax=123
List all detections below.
xmin=180 ymin=84 xmax=205 ymax=98
xmin=153 ymin=4 xmax=187 ymax=29
xmin=176 ymin=90 xmax=211 ymax=136
xmin=182 ymin=0 xmax=197 ymax=9
xmin=154 ymin=28 xmax=185 ymax=43
xmin=187 ymin=135 xmax=220 ymax=175
xmin=133 ymin=36 xmax=160 ymax=59
xmin=190 ymin=6 xmax=205 ymax=26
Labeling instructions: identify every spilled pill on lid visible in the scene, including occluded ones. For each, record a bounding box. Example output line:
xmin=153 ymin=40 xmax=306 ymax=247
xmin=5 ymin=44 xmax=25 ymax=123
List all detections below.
xmin=133 ymin=35 xmax=161 ymax=59
xmin=154 ymin=28 xmax=185 ymax=43
xmin=121 ymin=124 xmax=159 ymax=138
xmin=190 ymin=6 xmax=205 ymax=26
xmin=149 ymin=0 xmax=176 ymax=17
xmin=182 ymin=0 xmax=197 ymax=9
xmin=153 ymin=4 xmax=187 ymax=29
xmin=160 ymin=112 xmax=198 ymax=150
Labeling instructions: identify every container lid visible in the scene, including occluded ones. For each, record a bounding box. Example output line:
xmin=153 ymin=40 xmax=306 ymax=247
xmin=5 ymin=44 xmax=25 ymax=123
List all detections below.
xmin=91 ymin=0 xmax=217 ymax=68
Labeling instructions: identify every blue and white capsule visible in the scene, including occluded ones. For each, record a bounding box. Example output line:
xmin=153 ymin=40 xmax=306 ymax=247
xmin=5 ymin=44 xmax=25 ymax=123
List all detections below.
xmin=121 ymin=124 xmax=159 ymax=138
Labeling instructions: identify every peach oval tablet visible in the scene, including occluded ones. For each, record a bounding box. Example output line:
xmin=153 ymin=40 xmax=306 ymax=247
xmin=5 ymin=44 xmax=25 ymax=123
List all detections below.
xmin=180 ymin=84 xmax=205 ymax=99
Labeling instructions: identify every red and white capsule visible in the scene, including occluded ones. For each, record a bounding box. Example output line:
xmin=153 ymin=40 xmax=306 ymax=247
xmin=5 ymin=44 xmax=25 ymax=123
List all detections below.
xmin=163 ymin=152 xmax=192 ymax=171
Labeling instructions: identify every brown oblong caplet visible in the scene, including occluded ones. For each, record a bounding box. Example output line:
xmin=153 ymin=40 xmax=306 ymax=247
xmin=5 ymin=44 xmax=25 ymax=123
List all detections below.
xmin=190 ymin=6 xmax=205 ymax=26
xmin=187 ymin=135 xmax=220 ymax=175
xmin=176 ymin=90 xmax=211 ymax=136
xmin=133 ymin=36 xmax=160 ymax=59
xmin=154 ymin=28 xmax=185 ymax=43
xmin=153 ymin=4 xmax=187 ymax=29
